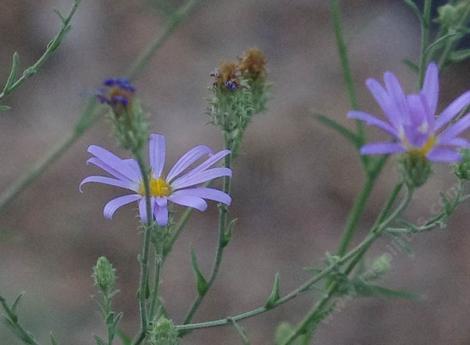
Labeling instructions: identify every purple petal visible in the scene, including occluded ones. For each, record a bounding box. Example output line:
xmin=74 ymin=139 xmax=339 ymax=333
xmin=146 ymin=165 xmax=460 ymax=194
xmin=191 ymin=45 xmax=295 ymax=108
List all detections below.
xmin=435 ymin=91 xmax=470 ymax=130
xmin=139 ymin=197 xmax=155 ymax=223
xmin=166 ymin=145 xmax=213 ymax=182
xmin=442 ymin=137 xmax=470 ymax=148
xmin=384 ymin=71 xmax=409 ymax=124
xmin=421 ymin=63 xmax=439 ymax=115
xmin=438 ymin=114 xmax=470 ymax=143
xmin=172 ymin=187 xmax=231 ymax=205
xmin=88 ymin=145 xmax=139 ymax=181
xmin=171 ymin=167 xmax=232 ymax=190
xmin=172 ymin=149 xmax=231 ymax=184
xmin=360 ymin=142 xmax=405 ymax=155
xmin=149 ymin=134 xmax=166 ymax=178
xmin=155 ymin=198 xmax=169 ymax=226
xmin=347 ymin=111 xmax=398 ymax=136
xmin=427 ymin=147 xmax=461 ymax=162
xmin=79 ymin=176 xmax=138 ymax=192
xmin=87 ymin=157 xmax=131 ymax=181
xmin=366 ymin=78 xmax=401 ymax=128
xmin=169 ymin=192 xmax=208 ymax=211
xmin=103 ymin=194 xmax=141 ymax=219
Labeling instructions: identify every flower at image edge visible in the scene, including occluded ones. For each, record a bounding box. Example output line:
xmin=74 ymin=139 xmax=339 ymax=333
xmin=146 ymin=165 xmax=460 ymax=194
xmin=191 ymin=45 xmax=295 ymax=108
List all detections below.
xmin=80 ymin=134 xmax=232 ymax=226
xmin=348 ymin=63 xmax=470 ymax=163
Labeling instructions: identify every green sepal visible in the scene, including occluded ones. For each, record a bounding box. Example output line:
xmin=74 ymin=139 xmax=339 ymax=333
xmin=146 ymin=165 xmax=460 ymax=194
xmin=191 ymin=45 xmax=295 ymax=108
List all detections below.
xmin=191 ymin=248 xmax=208 ymax=296
xmin=222 ymin=218 xmax=237 ymax=247
xmin=265 ymin=273 xmax=281 ymax=309
xmin=2 ymin=52 xmax=20 ymax=94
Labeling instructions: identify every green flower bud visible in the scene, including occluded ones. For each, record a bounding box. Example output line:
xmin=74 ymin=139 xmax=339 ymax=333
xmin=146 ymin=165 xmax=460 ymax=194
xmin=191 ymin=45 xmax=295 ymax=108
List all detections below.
xmin=147 ymin=317 xmax=179 ymax=345
xmin=399 ymin=152 xmax=432 ymax=188
xmin=454 ymin=149 xmax=470 ymax=180
xmin=436 ymin=2 xmax=470 ymax=30
xmin=92 ymin=256 xmax=116 ymax=294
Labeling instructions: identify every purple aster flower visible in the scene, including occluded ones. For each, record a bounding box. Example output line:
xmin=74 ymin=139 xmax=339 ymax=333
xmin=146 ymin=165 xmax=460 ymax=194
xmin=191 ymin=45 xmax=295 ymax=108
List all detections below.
xmin=80 ymin=134 xmax=232 ymax=226
xmin=348 ymin=63 xmax=470 ymax=162
xmin=96 ymin=77 xmax=136 ymax=107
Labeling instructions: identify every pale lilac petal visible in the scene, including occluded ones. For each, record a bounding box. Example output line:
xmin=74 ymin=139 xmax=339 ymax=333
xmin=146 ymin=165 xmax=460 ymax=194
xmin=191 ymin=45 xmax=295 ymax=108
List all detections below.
xmin=384 ymin=72 xmax=409 ymax=124
xmin=427 ymin=147 xmax=461 ymax=162
xmin=172 ymin=150 xmax=230 ymax=185
xmin=139 ymin=197 xmax=155 ymax=223
xmin=173 ymin=188 xmax=231 ymax=205
xmin=87 ymin=157 xmax=130 ymax=181
xmin=422 ymin=63 xmax=439 ymax=115
xmin=166 ymin=145 xmax=213 ymax=182
xmin=169 ymin=192 xmax=208 ymax=211
xmin=442 ymin=137 xmax=470 ymax=148
xmin=123 ymin=159 xmax=142 ymax=180
xmin=79 ymin=176 xmax=137 ymax=192
xmin=360 ymin=142 xmax=405 ymax=155
xmin=154 ymin=198 xmax=169 ymax=226
xmin=366 ymin=78 xmax=400 ymax=128
xmin=347 ymin=111 xmax=398 ymax=136
xmin=88 ymin=145 xmax=137 ymax=180
xmin=103 ymin=194 xmax=141 ymax=219
xmin=171 ymin=167 xmax=232 ymax=190
xmin=439 ymin=114 xmax=470 ymax=143
xmin=149 ymin=134 xmax=166 ymax=178
xmin=435 ymin=91 xmax=470 ymax=130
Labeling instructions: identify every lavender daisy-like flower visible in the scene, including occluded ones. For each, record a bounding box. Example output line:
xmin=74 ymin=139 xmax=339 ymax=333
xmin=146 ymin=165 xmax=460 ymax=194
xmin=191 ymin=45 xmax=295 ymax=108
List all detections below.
xmin=80 ymin=134 xmax=232 ymax=226
xmin=348 ymin=63 xmax=470 ymax=162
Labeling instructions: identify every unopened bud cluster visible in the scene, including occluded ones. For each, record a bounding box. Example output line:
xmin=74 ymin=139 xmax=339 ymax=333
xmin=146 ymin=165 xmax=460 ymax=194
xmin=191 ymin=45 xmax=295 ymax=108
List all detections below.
xmin=96 ymin=78 xmax=148 ymax=153
xmin=455 ymin=149 xmax=470 ymax=180
xmin=92 ymin=256 xmax=116 ymax=295
xmin=436 ymin=1 xmax=470 ymax=31
xmin=147 ymin=317 xmax=179 ymax=345
xmin=208 ymin=48 xmax=269 ymax=154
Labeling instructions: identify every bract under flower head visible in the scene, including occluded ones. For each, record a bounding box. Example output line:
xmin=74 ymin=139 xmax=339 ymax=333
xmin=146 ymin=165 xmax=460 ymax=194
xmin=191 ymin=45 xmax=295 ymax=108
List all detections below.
xmin=348 ymin=63 xmax=470 ymax=163
xmin=96 ymin=77 xmax=136 ymax=107
xmin=80 ymin=134 xmax=232 ymax=226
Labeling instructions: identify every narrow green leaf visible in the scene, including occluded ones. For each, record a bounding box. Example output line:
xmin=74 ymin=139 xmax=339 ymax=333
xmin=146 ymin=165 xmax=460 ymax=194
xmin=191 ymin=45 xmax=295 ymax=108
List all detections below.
xmin=11 ymin=292 xmax=25 ymax=314
xmin=2 ymin=52 xmax=20 ymax=93
xmin=314 ymin=113 xmax=359 ymax=146
xmin=355 ymin=282 xmax=420 ymax=300
xmin=0 ymin=105 xmax=11 ymax=112
xmin=229 ymin=318 xmax=251 ymax=345
xmin=117 ymin=329 xmax=132 ymax=345
xmin=191 ymin=249 xmax=208 ymax=296
xmin=402 ymin=58 xmax=419 ymax=73
xmin=450 ymin=49 xmax=470 ymax=63
xmin=403 ymin=0 xmax=423 ymax=23
xmin=50 ymin=331 xmax=59 ymax=345
xmin=222 ymin=218 xmax=237 ymax=247
xmin=265 ymin=273 xmax=281 ymax=309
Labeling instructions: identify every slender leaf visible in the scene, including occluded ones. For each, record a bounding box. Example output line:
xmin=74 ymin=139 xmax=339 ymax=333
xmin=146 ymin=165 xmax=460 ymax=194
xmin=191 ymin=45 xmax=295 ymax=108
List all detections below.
xmin=191 ymin=249 xmax=208 ymax=296
xmin=314 ymin=113 xmax=359 ymax=145
xmin=265 ymin=273 xmax=281 ymax=309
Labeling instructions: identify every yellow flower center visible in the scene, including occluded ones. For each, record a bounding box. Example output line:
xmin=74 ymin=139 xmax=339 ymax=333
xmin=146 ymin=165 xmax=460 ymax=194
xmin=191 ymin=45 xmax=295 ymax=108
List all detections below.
xmin=139 ymin=177 xmax=171 ymax=197
xmin=408 ymin=135 xmax=437 ymax=157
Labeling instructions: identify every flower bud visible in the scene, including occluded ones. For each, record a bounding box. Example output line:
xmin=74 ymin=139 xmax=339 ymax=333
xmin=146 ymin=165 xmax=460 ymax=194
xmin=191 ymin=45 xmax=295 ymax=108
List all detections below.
xmin=454 ymin=149 xmax=470 ymax=180
xmin=239 ymin=48 xmax=267 ymax=80
xmin=147 ymin=317 xmax=179 ymax=345
xmin=92 ymin=256 xmax=116 ymax=294
xmin=436 ymin=2 xmax=470 ymax=30
xmin=399 ymin=152 xmax=432 ymax=188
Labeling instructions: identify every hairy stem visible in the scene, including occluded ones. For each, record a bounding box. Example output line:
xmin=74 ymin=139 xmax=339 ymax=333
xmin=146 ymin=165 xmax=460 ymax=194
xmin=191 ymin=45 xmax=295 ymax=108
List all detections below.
xmin=417 ymin=0 xmax=432 ymax=88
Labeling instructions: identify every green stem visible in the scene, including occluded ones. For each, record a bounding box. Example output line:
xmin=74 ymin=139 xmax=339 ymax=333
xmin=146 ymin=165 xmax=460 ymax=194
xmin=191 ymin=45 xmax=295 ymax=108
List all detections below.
xmin=281 ymin=184 xmax=412 ymax=345
xmin=149 ymin=233 xmax=164 ymax=320
xmin=0 ymin=0 xmax=202 ymax=213
xmin=417 ymin=0 xmax=432 ymax=88
xmin=0 ymin=296 xmax=41 ymax=345
xmin=175 ymin=229 xmax=381 ymax=333
xmin=181 ymin=135 xmax=233 ymax=330
xmin=132 ymin=154 xmax=154 ymax=345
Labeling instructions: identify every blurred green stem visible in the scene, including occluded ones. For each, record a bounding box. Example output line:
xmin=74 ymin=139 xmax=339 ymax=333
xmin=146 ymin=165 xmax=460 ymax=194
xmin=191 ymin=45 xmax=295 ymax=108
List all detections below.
xmin=417 ymin=0 xmax=432 ymax=87
xmin=0 ymin=0 xmax=202 ymax=213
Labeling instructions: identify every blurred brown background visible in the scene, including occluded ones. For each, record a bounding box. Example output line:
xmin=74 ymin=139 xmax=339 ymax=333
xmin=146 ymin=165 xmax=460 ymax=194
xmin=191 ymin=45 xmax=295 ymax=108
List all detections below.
xmin=1 ymin=0 xmax=470 ymax=344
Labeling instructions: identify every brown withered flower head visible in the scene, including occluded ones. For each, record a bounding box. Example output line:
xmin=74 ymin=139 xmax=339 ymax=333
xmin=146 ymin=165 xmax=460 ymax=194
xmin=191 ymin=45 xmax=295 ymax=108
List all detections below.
xmin=239 ymin=48 xmax=267 ymax=79
xmin=211 ymin=61 xmax=240 ymax=91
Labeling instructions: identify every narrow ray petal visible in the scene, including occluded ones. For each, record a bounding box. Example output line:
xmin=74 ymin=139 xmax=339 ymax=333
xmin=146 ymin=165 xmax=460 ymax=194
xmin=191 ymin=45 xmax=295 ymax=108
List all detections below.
xmin=384 ymin=72 xmax=409 ymax=124
xmin=169 ymin=192 xmax=208 ymax=211
xmin=439 ymin=114 xmax=470 ymax=143
xmin=139 ymin=197 xmax=155 ymax=223
xmin=88 ymin=145 xmax=137 ymax=180
xmin=442 ymin=137 xmax=470 ymax=148
xmin=103 ymin=194 xmax=141 ymax=219
xmin=87 ymin=157 xmax=130 ymax=181
xmin=149 ymin=134 xmax=166 ymax=178
xmin=166 ymin=145 xmax=213 ymax=182
xmin=79 ymin=176 xmax=137 ymax=192
xmin=173 ymin=188 xmax=231 ymax=205
xmin=171 ymin=167 xmax=232 ymax=190
xmin=347 ymin=111 xmax=397 ymax=136
xmin=435 ymin=91 xmax=470 ymax=130
xmin=422 ymin=63 xmax=439 ymax=115
xmin=366 ymin=78 xmax=400 ymax=127
xmin=173 ymin=149 xmax=230 ymax=184
xmin=427 ymin=147 xmax=461 ymax=162
xmin=360 ymin=142 xmax=405 ymax=155
xmin=155 ymin=198 xmax=169 ymax=226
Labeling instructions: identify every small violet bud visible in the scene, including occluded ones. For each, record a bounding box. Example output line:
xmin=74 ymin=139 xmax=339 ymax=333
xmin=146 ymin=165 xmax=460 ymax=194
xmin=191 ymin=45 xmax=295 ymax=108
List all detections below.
xmin=211 ymin=62 xmax=240 ymax=91
xmin=96 ymin=77 xmax=136 ymax=112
